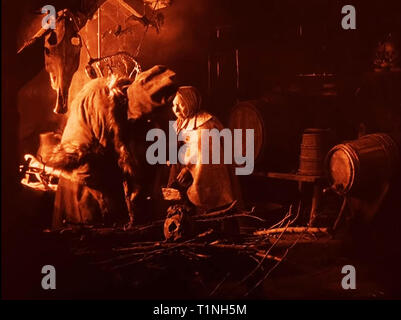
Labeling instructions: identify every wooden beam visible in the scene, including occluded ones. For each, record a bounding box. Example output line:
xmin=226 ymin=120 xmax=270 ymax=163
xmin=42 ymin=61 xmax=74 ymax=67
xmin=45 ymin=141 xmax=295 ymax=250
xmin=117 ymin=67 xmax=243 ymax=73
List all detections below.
xmin=111 ymin=0 xmax=144 ymax=18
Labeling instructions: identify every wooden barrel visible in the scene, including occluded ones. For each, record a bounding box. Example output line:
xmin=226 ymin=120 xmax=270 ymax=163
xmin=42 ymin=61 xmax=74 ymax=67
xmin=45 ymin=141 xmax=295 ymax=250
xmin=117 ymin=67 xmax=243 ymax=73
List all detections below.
xmin=325 ymin=133 xmax=400 ymax=194
xmin=228 ymin=100 xmax=265 ymax=162
xmin=298 ymin=128 xmax=330 ymax=176
xmin=228 ymin=97 xmax=304 ymax=171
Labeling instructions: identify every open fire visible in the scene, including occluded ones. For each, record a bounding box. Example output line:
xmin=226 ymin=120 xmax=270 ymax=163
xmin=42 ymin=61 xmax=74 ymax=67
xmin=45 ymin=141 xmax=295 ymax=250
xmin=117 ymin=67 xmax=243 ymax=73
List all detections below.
xmin=19 ymin=154 xmax=61 ymax=192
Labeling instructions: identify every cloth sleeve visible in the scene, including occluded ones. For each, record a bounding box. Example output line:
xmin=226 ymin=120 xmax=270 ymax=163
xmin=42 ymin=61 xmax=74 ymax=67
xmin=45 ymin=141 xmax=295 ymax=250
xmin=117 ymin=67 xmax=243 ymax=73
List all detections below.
xmin=61 ymin=78 xmax=112 ymax=149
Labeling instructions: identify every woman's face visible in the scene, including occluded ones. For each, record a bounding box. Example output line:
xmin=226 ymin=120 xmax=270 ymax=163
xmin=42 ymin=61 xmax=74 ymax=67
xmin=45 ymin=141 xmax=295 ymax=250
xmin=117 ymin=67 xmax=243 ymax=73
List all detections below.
xmin=172 ymin=94 xmax=185 ymax=119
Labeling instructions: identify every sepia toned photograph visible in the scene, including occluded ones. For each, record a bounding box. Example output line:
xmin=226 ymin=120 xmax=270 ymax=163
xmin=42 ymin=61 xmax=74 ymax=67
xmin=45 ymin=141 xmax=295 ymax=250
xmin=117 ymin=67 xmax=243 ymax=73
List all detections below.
xmin=2 ymin=0 xmax=401 ymax=305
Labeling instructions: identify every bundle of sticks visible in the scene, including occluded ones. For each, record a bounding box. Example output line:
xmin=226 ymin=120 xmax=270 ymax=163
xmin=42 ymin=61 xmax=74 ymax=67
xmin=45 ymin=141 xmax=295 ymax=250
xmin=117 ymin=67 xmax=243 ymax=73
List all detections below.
xmin=47 ymin=203 xmax=329 ymax=296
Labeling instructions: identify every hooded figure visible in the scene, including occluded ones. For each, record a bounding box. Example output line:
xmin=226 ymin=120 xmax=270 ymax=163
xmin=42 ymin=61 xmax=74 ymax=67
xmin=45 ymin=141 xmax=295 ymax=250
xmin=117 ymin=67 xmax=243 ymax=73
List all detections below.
xmin=168 ymin=86 xmax=242 ymax=212
xmin=44 ymin=65 xmax=176 ymax=229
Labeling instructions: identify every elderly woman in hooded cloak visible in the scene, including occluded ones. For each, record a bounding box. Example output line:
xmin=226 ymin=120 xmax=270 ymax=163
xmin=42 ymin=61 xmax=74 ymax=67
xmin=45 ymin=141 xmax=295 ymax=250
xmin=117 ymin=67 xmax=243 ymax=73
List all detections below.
xmin=168 ymin=86 xmax=242 ymax=214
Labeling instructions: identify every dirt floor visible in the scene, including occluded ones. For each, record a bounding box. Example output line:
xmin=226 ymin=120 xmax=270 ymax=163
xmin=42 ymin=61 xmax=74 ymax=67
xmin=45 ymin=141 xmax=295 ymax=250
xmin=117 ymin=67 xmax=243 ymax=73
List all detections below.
xmin=3 ymin=177 xmax=401 ymax=300
xmin=4 ymin=219 xmax=400 ymax=300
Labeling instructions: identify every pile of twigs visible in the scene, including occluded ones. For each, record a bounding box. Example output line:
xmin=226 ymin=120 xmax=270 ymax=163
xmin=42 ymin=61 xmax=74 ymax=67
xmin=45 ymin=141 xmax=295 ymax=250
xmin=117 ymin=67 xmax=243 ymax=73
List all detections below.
xmin=49 ymin=203 xmax=329 ymax=297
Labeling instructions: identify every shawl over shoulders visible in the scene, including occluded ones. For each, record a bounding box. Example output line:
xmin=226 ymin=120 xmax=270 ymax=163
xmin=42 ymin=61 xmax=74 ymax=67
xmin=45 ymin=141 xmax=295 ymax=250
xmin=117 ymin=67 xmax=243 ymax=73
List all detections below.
xmin=172 ymin=111 xmax=242 ymax=211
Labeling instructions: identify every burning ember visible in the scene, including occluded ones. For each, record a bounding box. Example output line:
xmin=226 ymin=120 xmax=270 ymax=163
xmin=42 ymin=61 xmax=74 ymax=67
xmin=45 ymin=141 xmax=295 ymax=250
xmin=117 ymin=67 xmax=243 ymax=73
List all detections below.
xmin=19 ymin=154 xmax=61 ymax=192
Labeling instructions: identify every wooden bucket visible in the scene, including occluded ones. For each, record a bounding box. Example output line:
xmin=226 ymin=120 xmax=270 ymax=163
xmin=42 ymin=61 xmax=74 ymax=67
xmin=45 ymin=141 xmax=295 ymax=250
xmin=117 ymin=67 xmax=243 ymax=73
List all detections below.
xmin=325 ymin=133 xmax=400 ymax=194
xmin=298 ymin=128 xmax=330 ymax=176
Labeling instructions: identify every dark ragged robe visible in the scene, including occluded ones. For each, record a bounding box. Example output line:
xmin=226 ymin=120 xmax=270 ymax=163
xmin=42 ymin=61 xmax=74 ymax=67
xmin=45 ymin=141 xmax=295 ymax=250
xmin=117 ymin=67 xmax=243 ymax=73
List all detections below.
xmin=49 ymin=66 xmax=176 ymax=229
xmin=52 ymin=77 xmax=129 ymax=228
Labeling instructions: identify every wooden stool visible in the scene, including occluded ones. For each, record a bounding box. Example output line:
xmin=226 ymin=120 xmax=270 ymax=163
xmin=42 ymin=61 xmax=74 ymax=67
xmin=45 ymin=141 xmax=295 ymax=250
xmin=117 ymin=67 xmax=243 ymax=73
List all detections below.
xmin=254 ymin=172 xmax=326 ymax=226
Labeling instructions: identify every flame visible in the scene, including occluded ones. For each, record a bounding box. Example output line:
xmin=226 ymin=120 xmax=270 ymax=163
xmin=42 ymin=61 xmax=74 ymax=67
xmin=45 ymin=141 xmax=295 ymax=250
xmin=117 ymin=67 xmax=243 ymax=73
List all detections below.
xmin=19 ymin=154 xmax=61 ymax=192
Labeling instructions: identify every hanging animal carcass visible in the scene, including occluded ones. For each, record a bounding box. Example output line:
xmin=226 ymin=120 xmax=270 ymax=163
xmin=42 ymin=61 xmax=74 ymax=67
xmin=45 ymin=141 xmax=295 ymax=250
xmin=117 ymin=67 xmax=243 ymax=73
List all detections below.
xmin=18 ymin=8 xmax=87 ymax=114
xmin=44 ymin=10 xmax=83 ymax=114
